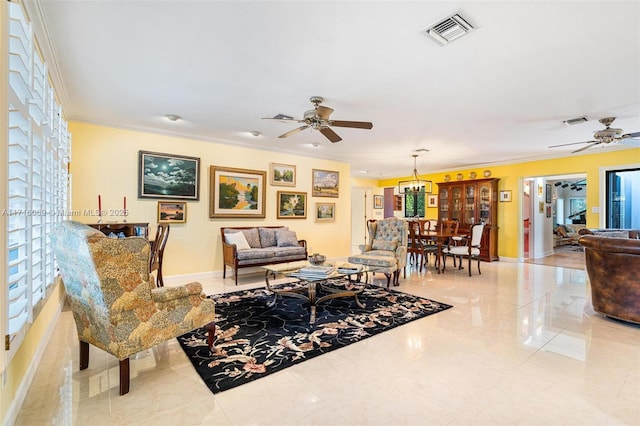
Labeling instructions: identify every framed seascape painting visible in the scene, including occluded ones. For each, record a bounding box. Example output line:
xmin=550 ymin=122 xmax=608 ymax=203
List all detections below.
xmin=209 ymin=166 xmax=266 ymax=218
xmin=157 ymin=201 xmax=186 ymax=224
xmin=277 ymin=191 xmax=307 ymax=219
xmin=138 ymin=151 xmax=200 ymax=200
xmin=312 ymin=169 xmax=339 ymax=198
xmin=315 ymin=202 xmax=335 ymax=222
xmin=270 ymin=163 xmax=296 ymax=187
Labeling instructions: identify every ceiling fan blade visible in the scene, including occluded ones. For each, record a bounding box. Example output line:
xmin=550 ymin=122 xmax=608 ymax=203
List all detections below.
xmin=330 ymin=120 xmax=373 ymax=129
xmin=572 ymin=142 xmax=601 ymax=153
xmin=316 ymin=106 xmax=334 ymax=120
xmin=262 ymin=116 xmax=304 ymax=123
xmin=622 ymin=131 xmax=640 ymax=139
xmin=278 ymin=125 xmax=310 ymax=138
xmin=548 ymin=140 xmax=598 ymax=148
xmin=320 ymin=126 xmax=342 ymax=143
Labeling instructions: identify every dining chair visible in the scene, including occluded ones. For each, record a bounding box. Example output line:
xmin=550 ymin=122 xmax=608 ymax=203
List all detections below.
xmin=442 ymin=222 xmax=485 ymax=276
xmin=407 ymin=220 xmax=427 ymax=272
xmin=150 ymin=223 xmax=170 ymax=287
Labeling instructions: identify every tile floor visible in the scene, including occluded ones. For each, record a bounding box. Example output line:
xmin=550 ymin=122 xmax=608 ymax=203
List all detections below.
xmin=14 ymin=259 xmax=640 ymax=426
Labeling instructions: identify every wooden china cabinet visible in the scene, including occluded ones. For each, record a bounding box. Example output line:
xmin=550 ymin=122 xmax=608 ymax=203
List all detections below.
xmin=437 ymin=178 xmax=499 ymax=261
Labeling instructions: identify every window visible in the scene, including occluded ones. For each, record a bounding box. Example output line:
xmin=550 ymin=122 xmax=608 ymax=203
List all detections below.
xmin=606 ymin=168 xmax=640 ymax=229
xmin=404 ymin=191 xmax=425 ymax=218
xmin=5 ymin=1 xmax=70 ymax=357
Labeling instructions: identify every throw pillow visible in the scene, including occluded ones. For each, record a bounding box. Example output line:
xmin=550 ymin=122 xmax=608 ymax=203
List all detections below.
xmin=241 ymin=228 xmax=261 ymax=248
xmin=276 ymin=229 xmax=299 ymax=247
xmin=225 ymin=231 xmax=251 ymax=251
xmin=372 ymin=238 xmax=398 ymax=251
xmin=258 ymin=227 xmax=280 ymax=248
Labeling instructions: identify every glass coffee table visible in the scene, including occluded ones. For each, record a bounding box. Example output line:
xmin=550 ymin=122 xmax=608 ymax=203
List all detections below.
xmin=262 ymin=261 xmax=376 ymax=324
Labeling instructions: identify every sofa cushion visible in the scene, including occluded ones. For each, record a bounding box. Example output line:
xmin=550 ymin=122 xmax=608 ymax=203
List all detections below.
xmin=372 ymin=238 xmax=398 ymax=251
xmin=272 ymin=246 xmax=306 ymax=257
xmin=258 ymin=227 xmax=280 ymax=248
xmin=225 ymin=231 xmax=251 ymax=250
xmin=276 ymin=229 xmax=299 ymax=247
xmin=236 ymin=248 xmax=275 ymax=261
xmin=598 ymin=231 xmax=630 ymax=239
xmin=240 ymin=228 xmax=261 ymax=248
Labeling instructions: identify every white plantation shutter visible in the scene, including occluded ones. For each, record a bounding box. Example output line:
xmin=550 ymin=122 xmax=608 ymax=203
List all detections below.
xmin=5 ymin=1 xmax=70 ymax=357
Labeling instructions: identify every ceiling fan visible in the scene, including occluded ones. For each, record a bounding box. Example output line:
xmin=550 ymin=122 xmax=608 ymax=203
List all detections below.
xmin=262 ymin=96 xmax=373 ymax=143
xmin=549 ymin=117 xmax=640 ymax=153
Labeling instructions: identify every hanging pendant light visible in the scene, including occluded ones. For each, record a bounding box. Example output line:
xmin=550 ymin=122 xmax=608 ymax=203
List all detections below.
xmin=398 ymin=154 xmax=432 ymax=194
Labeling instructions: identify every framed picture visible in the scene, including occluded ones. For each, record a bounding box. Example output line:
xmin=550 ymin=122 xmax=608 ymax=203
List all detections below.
xmin=537 ymin=184 xmax=543 ymax=197
xmin=499 ymin=190 xmax=512 ymax=202
xmin=545 ymin=183 xmax=552 ymax=203
xmin=277 ymin=191 xmax=307 ymax=219
xmin=315 ymin=202 xmax=335 ymax=222
xmin=138 ymin=151 xmax=200 ymax=200
xmin=157 ymin=201 xmax=186 ymax=223
xmin=270 ymin=163 xmax=296 ymax=187
xmin=312 ymin=169 xmax=339 ymax=198
xmin=539 ymin=201 xmax=544 ymax=213
xmin=373 ymin=195 xmax=383 ymax=209
xmin=546 ymin=205 xmax=552 ymax=218
xmin=427 ymin=194 xmax=438 ymax=208
xmin=209 ymin=166 xmax=266 ymax=218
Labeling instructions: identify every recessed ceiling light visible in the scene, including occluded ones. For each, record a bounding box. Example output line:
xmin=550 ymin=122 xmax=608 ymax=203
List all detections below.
xmin=165 ymin=114 xmax=182 ymax=122
xmin=250 ymin=130 xmax=261 ymax=137
xmin=310 ymin=143 xmax=321 ymax=148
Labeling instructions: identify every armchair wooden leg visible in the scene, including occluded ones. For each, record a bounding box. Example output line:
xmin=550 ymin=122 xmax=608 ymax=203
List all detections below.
xmin=385 ymin=273 xmax=391 ymax=289
xmin=205 ymin=322 xmax=216 ymax=353
xmin=79 ymin=341 xmax=89 ymax=370
xmin=119 ymin=358 xmax=130 ymax=395
xmin=477 ymin=257 xmax=481 ymax=275
xmin=468 ymin=255 xmax=472 ymax=276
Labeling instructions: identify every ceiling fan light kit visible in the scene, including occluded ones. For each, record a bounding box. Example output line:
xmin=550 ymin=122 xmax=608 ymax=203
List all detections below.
xmin=262 ymin=96 xmax=373 ymax=143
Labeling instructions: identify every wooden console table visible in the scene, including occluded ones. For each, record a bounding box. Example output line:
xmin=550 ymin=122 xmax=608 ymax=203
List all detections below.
xmin=87 ymin=222 xmax=149 ymax=239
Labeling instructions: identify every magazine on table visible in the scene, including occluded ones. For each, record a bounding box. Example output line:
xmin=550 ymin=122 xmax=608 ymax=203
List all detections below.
xmin=337 ymin=263 xmax=363 ymax=274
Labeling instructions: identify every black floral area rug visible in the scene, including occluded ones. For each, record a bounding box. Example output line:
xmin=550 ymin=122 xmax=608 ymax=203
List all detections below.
xmin=178 ymin=279 xmax=452 ymax=394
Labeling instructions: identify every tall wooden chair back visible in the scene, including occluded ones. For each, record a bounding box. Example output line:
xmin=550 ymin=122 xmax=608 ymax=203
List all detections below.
xmin=149 ymin=223 xmax=170 ymax=287
xmin=440 ymin=220 xmax=459 ymax=235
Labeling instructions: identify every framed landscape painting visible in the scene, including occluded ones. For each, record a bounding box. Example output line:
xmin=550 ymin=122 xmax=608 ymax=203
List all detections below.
xmin=270 ymin=163 xmax=296 ymax=186
xmin=312 ymin=169 xmax=339 ymax=198
xmin=315 ymin=202 xmax=335 ymax=222
xmin=277 ymin=191 xmax=307 ymax=219
xmin=157 ymin=201 xmax=186 ymax=223
xmin=209 ymin=166 xmax=266 ymax=218
xmin=138 ymin=151 xmax=200 ymax=200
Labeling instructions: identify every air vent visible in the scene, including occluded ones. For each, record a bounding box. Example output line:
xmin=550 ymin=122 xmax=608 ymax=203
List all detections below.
xmin=424 ymin=12 xmax=474 ymax=46
xmin=563 ymin=116 xmax=589 ymax=125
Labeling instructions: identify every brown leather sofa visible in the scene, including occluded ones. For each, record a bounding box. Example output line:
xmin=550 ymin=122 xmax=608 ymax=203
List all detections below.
xmin=579 ymin=234 xmax=640 ymax=324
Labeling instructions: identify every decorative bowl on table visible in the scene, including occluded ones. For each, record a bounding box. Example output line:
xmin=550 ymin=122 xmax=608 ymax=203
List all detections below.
xmin=308 ymin=253 xmax=326 ymax=265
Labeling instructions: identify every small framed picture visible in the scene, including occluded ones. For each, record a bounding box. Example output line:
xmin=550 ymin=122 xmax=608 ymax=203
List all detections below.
xmin=157 ymin=201 xmax=186 ymax=223
xmin=315 ymin=202 xmax=335 ymax=222
xmin=427 ymin=194 xmax=438 ymax=208
xmin=373 ymin=195 xmax=383 ymax=209
xmin=270 ymin=163 xmax=296 ymax=187
xmin=312 ymin=169 xmax=339 ymax=198
xmin=545 ymin=183 xmax=552 ymax=203
xmin=539 ymin=201 xmax=545 ymax=213
xmin=546 ymin=205 xmax=552 ymax=218
xmin=499 ymin=190 xmax=512 ymax=202
xmin=277 ymin=191 xmax=307 ymax=219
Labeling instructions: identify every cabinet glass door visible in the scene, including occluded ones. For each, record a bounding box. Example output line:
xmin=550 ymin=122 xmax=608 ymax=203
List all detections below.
xmin=439 ymin=187 xmax=449 ymax=221
xmin=479 ymin=182 xmax=492 ymax=224
xmin=464 ymin=184 xmax=476 ymax=225
xmin=451 ymin=186 xmax=462 ymax=222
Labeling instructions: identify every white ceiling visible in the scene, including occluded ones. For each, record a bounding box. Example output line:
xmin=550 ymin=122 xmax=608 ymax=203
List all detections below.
xmin=25 ymin=0 xmax=640 ymax=178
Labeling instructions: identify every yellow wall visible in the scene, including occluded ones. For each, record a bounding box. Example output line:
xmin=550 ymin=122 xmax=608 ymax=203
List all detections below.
xmin=379 ymin=149 xmax=640 ymax=258
xmin=69 ymin=122 xmax=353 ymax=276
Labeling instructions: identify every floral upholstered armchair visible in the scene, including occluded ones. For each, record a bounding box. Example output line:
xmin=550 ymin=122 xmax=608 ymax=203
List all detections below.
xmin=348 ymin=217 xmax=408 ymax=288
xmin=51 ymin=221 xmax=216 ymax=395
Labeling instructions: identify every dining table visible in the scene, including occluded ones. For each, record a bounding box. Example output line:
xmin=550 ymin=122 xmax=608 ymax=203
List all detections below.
xmin=420 ymin=230 xmax=464 ymax=274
